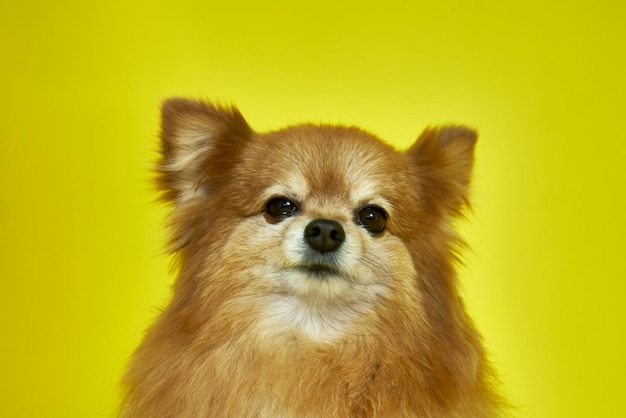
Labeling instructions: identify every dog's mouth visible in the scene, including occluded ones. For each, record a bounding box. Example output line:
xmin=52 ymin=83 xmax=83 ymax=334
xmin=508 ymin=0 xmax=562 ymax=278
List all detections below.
xmin=296 ymin=263 xmax=342 ymax=278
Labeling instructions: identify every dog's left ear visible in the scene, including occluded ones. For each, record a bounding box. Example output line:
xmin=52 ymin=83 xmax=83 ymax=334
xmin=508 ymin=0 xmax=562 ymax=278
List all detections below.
xmin=407 ymin=126 xmax=477 ymax=215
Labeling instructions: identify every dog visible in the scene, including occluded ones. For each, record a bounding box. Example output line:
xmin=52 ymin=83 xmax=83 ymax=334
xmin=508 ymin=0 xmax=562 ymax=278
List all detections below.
xmin=120 ymin=98 xmax=504 ymax=417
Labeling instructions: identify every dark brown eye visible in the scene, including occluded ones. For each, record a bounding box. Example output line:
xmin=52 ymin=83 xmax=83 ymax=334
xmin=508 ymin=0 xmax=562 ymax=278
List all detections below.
xmin=266 ymin=197 xmax=298 ymax=219
xmin=357 ymin=206 xmax=387 ymax=234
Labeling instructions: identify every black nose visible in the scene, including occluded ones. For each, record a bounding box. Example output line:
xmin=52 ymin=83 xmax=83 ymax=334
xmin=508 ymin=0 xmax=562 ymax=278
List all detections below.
xmin=304 ymin=219 xmax=345 ymax=254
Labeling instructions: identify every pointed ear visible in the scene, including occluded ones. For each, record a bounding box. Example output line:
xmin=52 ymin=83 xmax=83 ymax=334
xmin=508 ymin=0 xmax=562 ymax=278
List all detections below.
xmin=158 ymin=98 xmax=253 ymax=203
xmin=407 ymin=126 xmax=477 ymax=215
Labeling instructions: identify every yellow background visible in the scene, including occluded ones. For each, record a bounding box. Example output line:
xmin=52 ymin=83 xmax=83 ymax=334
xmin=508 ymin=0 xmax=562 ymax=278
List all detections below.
xmin=1 ymin=1 xmax=624 ymax=416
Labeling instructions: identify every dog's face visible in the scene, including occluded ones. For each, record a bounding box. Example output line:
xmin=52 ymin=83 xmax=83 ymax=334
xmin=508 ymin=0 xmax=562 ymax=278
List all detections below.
xmin=159 ymin=99 xmax=476 ymax=342
xmin=217 ymin=126 xmax=424 ymax=340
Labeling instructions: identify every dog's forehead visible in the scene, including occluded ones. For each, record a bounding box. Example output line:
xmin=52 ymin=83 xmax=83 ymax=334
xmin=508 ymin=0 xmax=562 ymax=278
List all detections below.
xmin=249 ymin=125 xmax=403 ymax=204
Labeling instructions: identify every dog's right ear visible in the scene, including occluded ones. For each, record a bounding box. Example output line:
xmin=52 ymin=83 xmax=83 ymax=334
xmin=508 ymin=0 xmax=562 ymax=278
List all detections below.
xmin=158 ymin=98 xmax=253 ymax=203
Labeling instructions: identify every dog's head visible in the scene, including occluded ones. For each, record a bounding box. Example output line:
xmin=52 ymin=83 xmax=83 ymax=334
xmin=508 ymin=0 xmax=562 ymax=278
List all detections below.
xmin=158 ymin=98 xmax=476 ymax=341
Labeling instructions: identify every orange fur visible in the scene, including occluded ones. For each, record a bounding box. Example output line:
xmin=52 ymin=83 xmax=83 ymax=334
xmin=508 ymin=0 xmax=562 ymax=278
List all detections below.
xmin=120 ymin=99 xmax=505 ymax=417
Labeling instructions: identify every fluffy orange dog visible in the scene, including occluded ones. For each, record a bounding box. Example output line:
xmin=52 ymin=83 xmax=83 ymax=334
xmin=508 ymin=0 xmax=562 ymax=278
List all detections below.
xmin=120 ymin=99 xmax=504 ymax=417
